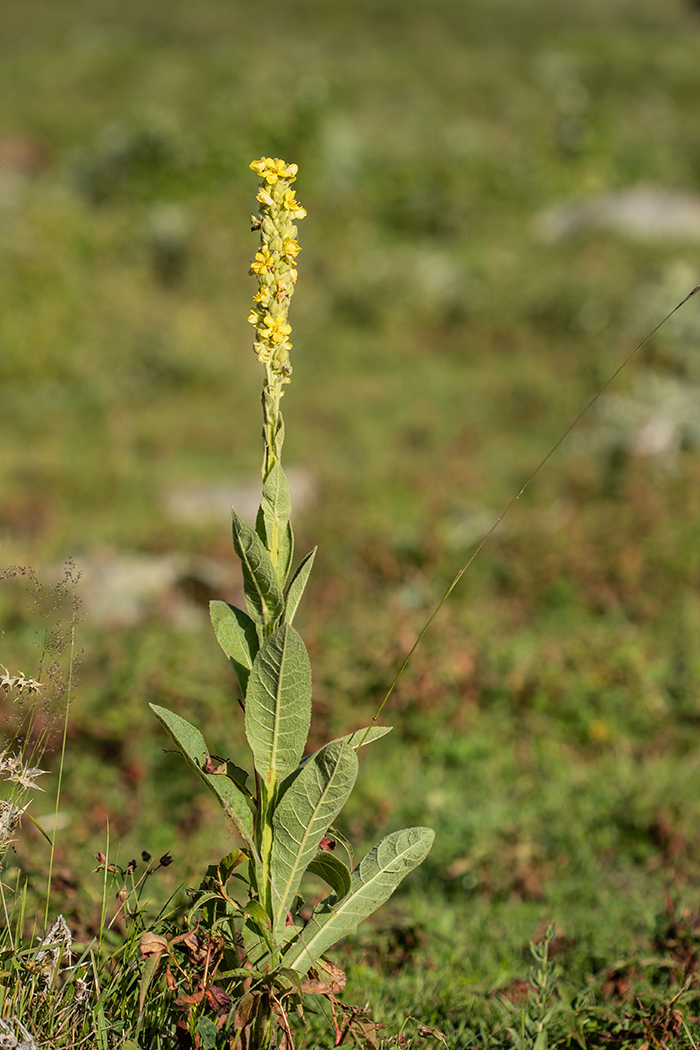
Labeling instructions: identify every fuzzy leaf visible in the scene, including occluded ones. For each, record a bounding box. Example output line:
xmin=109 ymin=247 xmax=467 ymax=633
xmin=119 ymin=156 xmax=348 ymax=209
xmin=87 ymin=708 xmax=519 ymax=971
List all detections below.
xmin=258 ymin=463 xmax=294 ymax=585
xmin=232 ymin=510 xmax=285 ymax=628
xmin=306 ymin=851 xmax=352 ymax=899
xmin=150 ymin=704 xmax=255 ymax=849
xmin=280 ymin=520 xmax=294 ymax=587
xmin=340 ymin=725 xmax=393 ymax=750
xmin=210 ymin=601 xmax=259 ymax=694
xmin=282 ymin=826 xmax=435 ymax=974
xmin=291 ymin=724 xmax=392 ymax=780
xmin=244 ymin=624 xmax=312 ymax=789
xmin=270 ymin=740 xmax=358 ymax=937
xmin=284 ymin=547 xmax=317 ymax=625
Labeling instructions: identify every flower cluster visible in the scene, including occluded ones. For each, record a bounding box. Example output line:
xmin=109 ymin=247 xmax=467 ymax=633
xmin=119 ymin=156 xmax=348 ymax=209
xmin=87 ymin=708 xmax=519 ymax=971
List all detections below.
xmin=0 ymin=665 xmax=43 ymax=696
xmin=0 ymin=748 xmax=46 ymax=792
xmin=248 ymin=157 xmax=306 ymax=389
xmin=0 ymin=747 xmax=47 ymax=859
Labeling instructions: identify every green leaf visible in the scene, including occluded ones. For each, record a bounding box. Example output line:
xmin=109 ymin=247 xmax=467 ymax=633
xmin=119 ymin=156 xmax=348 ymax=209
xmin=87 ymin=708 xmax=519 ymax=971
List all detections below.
xmin=270 ymin=740 xmax=358 ymax=937
xmin=216 ymin=966 xmax=263 ymax=980
xmin=284 ymin=547 xmax=317 ymax=624
xmin=243 ymin=904 xmax=275 ymax=965
xmin=276 ymin=967 xmax=305 ymax=998
xmin=25 ymin=811 xmax=54 ymax=847
xmin=282 ymin=827 xmax=435 ymax=975
xmin=210 ymin=601 xmax=259 ymax=694
xmin=219 ymin=849 xmax=247 ymax=881
xmin=232 ymin=510 xmax=285 ymax=628
xmin=150 ymin=704 xmax=255 ymax=850
xmin=138 ymin=953 xmax=160 ymax=1018
xmin=258 ymin=463 xmax=294 ymax=585
xmin=340 ymin=724 xmax=393 ymax=750
xmin=281 ymin=520 xmax=294 ymax=587
xmin=306 ymin=851 xmax=352 ymax=899
xmin=244 ymin=624 xmax=312 ymax=789
xmin=326 ymin=825 xmax=355 ymax=871
xmin=227 ymin=763 xmax=251 ymax=796
xmin=197 ymin=1016 xmax=220 ymax=1050
xmin=292 ymin=724 xmax=392 ymax=780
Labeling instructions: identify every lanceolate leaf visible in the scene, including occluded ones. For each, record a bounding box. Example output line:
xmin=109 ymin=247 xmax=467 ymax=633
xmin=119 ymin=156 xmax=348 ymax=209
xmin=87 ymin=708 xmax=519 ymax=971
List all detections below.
xmin=280 ymin=520 xmax=294 ymax=588
xmin=209 ymin=601 xmax=259 ymax=694
xmin=270 ymin=740 xmax=358 ymax=937
xmin=306 ymin=851 xmax=352 ymax=900
xmin=341 ymin=725 xmax=393 ymax=750
xmin=277 ymin=724 xmax=394 ymax=812
xmin=258 ymin=463 xmax=294 ymax=585
xmin=284 ymin=547 xmax=317 ymax=625
xmin=282 ymin=827 xmax=435 ymax=975
xmin=244 ymin=624 xmax=312 ymax=789
xmin=232 ymin=510 xmax=284 ymax=628
xmin=150 ymin=704 xmax=255 ymax=850
xmin=291 ymin=724 xmax=393 ymax=780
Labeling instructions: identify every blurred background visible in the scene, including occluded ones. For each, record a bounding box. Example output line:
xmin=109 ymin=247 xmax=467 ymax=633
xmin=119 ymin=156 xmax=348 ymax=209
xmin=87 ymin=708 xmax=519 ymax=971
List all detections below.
xmin=3 ymin=0 xmax=700 ymax=1035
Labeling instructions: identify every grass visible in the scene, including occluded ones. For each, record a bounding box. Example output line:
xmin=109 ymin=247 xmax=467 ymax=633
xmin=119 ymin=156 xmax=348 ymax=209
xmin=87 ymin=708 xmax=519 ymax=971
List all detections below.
xmin=3 ymin=0 xmax=700 ymax=1044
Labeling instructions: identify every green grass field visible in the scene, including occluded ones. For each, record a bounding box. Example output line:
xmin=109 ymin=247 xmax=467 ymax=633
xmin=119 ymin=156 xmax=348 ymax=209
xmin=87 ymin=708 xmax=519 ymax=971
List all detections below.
xmin=4 ymin=0 xmax=700 ymax=1044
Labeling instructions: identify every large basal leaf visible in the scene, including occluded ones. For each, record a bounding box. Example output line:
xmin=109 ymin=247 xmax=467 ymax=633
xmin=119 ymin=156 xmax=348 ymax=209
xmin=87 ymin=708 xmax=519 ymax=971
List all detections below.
xmin=281 ymin=826 xmax=435 ymax=974
xmin=283 ymin=547 xmax=317 ymax=625
xmin=232 ymin=510 xmax=285 ymax=628
xmin=209 ymin=601 xmax=259 ymax=694
xmin=244 ymin=624 xmax=312 ymax=789
xmin=150 ymin=704 xmax=255 ymax=849
xmin=270 ymin=739 xmax=358 ymax=937
xmin=258 ymin=463 xmax=294 ymax=585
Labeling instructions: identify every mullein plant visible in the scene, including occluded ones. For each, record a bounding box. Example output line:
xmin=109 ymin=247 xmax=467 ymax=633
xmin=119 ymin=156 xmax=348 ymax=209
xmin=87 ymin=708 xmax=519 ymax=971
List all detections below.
xmin=150 ymin=159 xmax=434 ymax=1047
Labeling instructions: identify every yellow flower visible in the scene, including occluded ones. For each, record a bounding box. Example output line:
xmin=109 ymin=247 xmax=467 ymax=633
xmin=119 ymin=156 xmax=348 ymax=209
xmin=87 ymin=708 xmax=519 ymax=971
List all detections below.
xmin=261 ymin=314 xmax=293 ymax=344
xmin=250 ymin=246 xmax=274 ymax=275
xmin=281 ymin=190 xmax=307 ymax=218
xmin=250 ymin=157 xmax=298 ymax=184
xmin=283 ymin=239 xmax=301 ymax=261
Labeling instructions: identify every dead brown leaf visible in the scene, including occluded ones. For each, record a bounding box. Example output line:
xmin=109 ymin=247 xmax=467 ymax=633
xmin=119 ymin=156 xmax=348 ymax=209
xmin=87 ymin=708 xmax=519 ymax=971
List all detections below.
xmin=139 ymin=931 xmax=170 ymax=958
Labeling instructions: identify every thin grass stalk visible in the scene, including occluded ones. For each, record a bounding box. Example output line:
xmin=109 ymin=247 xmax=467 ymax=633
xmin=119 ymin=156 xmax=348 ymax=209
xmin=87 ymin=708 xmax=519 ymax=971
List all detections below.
xmin=365 ymin=282 xmax=700 ymax=736
xmin=44 ymin=578 xmax=79 ymax=929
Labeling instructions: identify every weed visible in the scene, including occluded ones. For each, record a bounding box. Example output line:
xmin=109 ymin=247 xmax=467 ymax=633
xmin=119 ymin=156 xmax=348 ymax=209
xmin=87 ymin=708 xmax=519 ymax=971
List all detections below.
xmin=148 ymin=158 xmax=434 ymax=1049
xmin=501 ymin=926 xmax=562 ymax=1050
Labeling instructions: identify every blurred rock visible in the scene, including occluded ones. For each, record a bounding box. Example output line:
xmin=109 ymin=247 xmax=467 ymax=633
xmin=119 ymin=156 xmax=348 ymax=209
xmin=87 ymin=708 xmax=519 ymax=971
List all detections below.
xmin=146 ymin=202 xmax=192 ymax=286
xmin=577 ymin=372 xmax=700 ymax=464
xmin=535 ymin=186 xmax=700 ymax=243
xmin=163 ymin=466 xmax=316 ymax=526
xmin=70 ymin=549 xmax=240 ymax=628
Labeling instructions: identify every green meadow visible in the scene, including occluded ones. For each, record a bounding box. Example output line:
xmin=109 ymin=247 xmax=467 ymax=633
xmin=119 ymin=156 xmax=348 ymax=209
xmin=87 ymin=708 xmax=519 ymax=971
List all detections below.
xmin=3 ymin=0 xmax=700 ymax=1044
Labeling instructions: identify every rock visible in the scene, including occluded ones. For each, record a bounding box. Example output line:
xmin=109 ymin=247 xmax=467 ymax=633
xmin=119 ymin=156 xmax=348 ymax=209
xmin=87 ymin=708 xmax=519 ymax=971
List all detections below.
xmin=162 ymin=466 xmax=316 ymax=526
xmin=534 ymin=186 xmax=700 ymax=243
xmin=69 ymin=549 xmax=240 ymax=628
